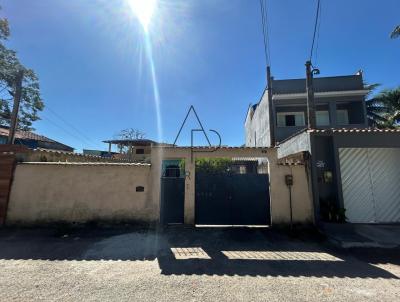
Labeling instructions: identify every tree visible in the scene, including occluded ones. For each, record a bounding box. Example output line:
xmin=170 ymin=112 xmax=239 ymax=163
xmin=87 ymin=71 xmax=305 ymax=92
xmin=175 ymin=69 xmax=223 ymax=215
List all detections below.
xmin=366 ymin=85 xmax=400 ymax=128
xmin=373 ymin=87 xmax=400 ymax=128
xmin=391 ymin=25 xmax=400 ymax=39
xmin=116 ymin=128 xmax=146 ymax=140
xmin=365 ymin=84 xmax=389 ymax=127
xmin=0 ymin=8 xmax=43 ymax=130
xmin=114 ymin=128 xmax=146 ymax=154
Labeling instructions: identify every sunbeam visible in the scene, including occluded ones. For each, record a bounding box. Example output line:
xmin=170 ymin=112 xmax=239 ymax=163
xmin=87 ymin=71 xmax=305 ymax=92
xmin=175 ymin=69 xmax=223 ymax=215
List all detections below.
xmin=127 ymin=0 xmax=163 ymax=142
xmin=127 ymin=0 xmax=156 ymax=32
xmin=144 ymin=34 xmax=163 ymax=142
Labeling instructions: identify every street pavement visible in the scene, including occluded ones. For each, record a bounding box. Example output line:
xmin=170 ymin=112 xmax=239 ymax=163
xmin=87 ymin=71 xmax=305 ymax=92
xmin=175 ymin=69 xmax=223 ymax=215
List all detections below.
xmin=0 ymin=226 xmax=398 ymax=301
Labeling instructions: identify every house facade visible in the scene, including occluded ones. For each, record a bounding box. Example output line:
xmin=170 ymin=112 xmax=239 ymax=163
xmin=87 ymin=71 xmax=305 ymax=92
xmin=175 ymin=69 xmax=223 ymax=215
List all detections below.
xmin=103 ymin=139 xmax=173 ymax=163
xmin=245 ymin=71 xmax=400 ymax=224
xmin=245 ymin=72 xmax=368 ymax=147
xmin=0 ymin=126 xmax=74 ymax=152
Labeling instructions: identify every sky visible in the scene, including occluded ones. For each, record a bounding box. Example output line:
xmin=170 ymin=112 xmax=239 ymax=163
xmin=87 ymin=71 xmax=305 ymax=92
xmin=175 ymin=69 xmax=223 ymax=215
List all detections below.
xmin=2 ymin=0 xmax=400 ymax=151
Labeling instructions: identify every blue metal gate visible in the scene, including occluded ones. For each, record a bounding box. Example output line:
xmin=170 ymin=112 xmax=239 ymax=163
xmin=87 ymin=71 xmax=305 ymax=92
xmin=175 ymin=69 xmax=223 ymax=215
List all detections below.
xmin=195 ymin=173 xmax=270 ymax=225
xmin=160 ymin=177 xmax=185 ymax=225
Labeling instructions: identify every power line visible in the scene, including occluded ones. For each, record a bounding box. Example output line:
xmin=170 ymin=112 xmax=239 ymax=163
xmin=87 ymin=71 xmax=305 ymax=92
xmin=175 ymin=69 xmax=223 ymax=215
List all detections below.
xmin=259 ymin=0 xmax=271 ymax=67
xmin=314 ymin=0 xmax=322 ymax=65
xmin=44 ymin=105 xmax=98 ymax=146
xmin=309 ymin=0 xmax=321 ymax=62
xmin=264 ymin=0 xmax=272 ymax=66
xmin=40 ymin=114 xmax=100 ymax=150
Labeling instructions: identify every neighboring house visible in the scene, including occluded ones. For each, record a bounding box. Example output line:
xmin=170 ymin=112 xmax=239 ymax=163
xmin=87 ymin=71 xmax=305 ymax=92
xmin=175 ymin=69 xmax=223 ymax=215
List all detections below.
xmin=245 ymin=71 xmax=400 ymax=224
xmin=0 ymin=126 xmax=74 ymax=152
xmin=245 ymin=72 xmax=368 ymax=146
xmin=103 ymin=139 xmax=172 ymax=163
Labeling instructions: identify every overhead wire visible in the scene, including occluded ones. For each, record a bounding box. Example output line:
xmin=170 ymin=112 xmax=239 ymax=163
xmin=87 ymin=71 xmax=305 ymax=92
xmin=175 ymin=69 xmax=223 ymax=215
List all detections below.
xmin=264 ymin=0 xmax=272 ymax=67
xmin=44 ymin=105 xmax=99 ymax=146
xmin=259 ymin=0 xmax=271 ymax=67
xmin=314 ymin=0 xmax=322 ymax=66
xmin=309 ymin=0 xmax=321 ymax=62
xmin=39 ymin=113 xmax=100 ymax=150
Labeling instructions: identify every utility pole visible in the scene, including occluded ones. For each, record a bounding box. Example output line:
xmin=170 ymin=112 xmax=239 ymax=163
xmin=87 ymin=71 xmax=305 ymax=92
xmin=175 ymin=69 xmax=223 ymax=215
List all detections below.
xmin=7 ymin=70 xmax=24 ymax=145
xmin=266 ymin=66 xmax=275 ymax=146
xmin=305 ymin=61 xmax=316 ymax=129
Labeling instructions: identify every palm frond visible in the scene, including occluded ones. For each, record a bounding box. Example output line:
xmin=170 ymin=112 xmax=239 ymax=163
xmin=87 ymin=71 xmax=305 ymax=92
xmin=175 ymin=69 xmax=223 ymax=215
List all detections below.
xmin=367 ymin=112 xmax=388 ymax=122
xmin=391 ymin=25 xmax=400 ymax=39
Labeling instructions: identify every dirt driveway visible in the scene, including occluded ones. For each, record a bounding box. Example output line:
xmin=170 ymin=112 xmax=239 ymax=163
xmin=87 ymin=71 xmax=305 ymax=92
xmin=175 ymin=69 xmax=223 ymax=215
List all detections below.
xmin=0 ymin=227 xmax=399 ymax=301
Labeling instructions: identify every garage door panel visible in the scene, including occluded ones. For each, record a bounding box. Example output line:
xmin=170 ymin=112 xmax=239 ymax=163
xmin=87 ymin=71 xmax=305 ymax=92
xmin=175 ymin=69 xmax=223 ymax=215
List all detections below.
xmin=368 ymin=148 xmax=400 ymax=223
xmin=339 ymin=148 xmax=376 ymax=223
xmin=339 ymin=148 xmax=400 ymax=224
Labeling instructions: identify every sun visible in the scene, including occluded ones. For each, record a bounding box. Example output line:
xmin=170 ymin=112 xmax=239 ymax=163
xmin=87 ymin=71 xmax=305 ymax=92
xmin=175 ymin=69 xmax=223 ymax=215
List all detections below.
xmin=128 ymin=0 xmax=157 ymax=32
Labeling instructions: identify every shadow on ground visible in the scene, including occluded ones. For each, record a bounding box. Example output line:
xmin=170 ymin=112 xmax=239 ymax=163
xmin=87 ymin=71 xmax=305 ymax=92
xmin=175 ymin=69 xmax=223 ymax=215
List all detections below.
xmin=0 ymin=226 xmax=398 ymax=279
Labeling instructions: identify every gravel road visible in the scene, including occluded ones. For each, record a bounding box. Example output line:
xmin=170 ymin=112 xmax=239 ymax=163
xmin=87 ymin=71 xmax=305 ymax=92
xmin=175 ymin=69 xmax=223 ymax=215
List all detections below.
xmin=0 ymin=227 xmax=398 ymax=301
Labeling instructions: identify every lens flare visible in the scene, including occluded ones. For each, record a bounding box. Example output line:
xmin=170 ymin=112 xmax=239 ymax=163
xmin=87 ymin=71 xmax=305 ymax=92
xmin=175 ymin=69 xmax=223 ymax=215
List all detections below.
xmin=127 ymin=0 xmax=162 ymax=142
xmin=144 ymin=35 xmax=163 ymax=142
xmin=128 ymin=0 xmax=156 ymax=32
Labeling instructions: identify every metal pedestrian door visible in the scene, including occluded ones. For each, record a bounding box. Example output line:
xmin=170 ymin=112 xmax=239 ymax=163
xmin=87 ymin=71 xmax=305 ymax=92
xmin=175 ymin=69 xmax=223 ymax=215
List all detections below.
xmin=195 ymin=173 xmax=270 ymax=225
xmin=160 ymin=177 xmax=185 ymax=225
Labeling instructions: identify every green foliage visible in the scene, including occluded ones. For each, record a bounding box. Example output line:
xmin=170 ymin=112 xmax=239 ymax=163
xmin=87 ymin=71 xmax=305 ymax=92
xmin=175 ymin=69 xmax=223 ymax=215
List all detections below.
xmin=0 ymin=9 xmax=43 ymax=130
xmin=374 ymin=88 xmax=400 ymax=127
xmin=366 ymin=85 xmax=400 ymax=128
xmin=195 ymin=158 xmax=234 ymax=174
xmin=390 ymin=25 xmax=400 ymax=39
xmin=320 ymin=198 xmax=346 ymax=223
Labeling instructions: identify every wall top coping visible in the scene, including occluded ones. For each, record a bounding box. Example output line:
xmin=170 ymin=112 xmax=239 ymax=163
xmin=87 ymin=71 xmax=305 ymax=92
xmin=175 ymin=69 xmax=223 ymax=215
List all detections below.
xmin=17 ymin=162 xmax=151 ymax=166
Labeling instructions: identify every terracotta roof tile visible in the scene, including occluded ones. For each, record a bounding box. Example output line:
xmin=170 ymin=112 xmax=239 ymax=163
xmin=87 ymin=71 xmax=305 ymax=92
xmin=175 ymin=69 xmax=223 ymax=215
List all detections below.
xmin=308 ymin=128 xmax=400 ymax=133
xmin=0 ymin=127 xmax=57 ymax=143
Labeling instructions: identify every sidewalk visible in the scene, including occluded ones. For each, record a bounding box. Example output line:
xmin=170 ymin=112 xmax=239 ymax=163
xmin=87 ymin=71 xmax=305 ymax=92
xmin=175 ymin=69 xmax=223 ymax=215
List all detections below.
xmin=321 ymin=223 xmax=400 ymax=248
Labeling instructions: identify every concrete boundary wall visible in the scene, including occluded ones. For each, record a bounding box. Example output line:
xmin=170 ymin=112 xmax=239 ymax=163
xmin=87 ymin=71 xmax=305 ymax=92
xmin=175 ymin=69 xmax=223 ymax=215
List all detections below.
xmin=7 ymin=147 xmax=314 ymax=226
xmin=151 ymin=147 xmax=314 ymax=226
xmin=7 ymin=163 xmax=155 ymax=225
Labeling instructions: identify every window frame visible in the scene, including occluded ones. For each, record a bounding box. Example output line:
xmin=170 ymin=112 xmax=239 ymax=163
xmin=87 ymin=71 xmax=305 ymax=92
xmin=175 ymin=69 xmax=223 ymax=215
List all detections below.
xmin=336 ymin=109 xmax=349 ymax=125
xmin=316 ymin=110 xmax=330 ymax=126
xmin=276 ymin=111 xmax=306 ymax=127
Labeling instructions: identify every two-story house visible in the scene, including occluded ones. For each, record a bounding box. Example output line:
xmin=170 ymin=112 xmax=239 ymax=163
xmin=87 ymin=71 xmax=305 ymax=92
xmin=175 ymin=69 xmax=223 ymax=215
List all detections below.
xmin=245 ymin=71 xmax=400 ymax=224
xmin=245 ymin=72 xmax=368 ymax=147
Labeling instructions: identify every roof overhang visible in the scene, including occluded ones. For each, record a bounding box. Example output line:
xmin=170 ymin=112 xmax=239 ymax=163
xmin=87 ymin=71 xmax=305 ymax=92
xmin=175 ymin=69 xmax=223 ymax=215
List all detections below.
xmin=272 ymin=89 xmax=369 ymax=101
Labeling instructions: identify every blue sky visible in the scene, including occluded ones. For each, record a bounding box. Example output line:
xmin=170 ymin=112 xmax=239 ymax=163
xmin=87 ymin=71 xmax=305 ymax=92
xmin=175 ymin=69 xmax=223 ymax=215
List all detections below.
xmin=2 ymin=0 xmax=400 ymax=151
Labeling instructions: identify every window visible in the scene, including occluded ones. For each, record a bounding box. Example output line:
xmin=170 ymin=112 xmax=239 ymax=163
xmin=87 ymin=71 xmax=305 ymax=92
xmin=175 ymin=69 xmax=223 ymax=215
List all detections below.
xmin=277 ymin=112 xmax=305 ymax=127
xmin=164 ymin=165 xmax=181 ymax=178
xmin=316 ymin=111 xmax=330 ymax=126
xmin=337 ymin=110 xmax=349 ymax=125
xmin=136 ymin=148 xmax=145 ymax=154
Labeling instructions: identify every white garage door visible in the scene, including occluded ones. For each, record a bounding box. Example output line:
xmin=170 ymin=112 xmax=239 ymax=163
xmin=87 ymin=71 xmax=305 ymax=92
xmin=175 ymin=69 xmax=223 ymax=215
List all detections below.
xmin=339 ymin=148 xmax=400 ymax=223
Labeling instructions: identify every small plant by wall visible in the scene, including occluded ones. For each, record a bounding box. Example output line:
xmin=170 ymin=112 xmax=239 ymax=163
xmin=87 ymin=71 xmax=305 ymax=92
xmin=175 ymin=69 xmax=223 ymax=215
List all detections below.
xmin=320 ymin=197 xmax=346 ymax=223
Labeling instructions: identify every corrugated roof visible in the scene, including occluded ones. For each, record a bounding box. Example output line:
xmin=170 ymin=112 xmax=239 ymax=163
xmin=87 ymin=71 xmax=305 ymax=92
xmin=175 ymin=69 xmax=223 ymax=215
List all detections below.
xmin=102 ymin=138 xmax=172 ymax=147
